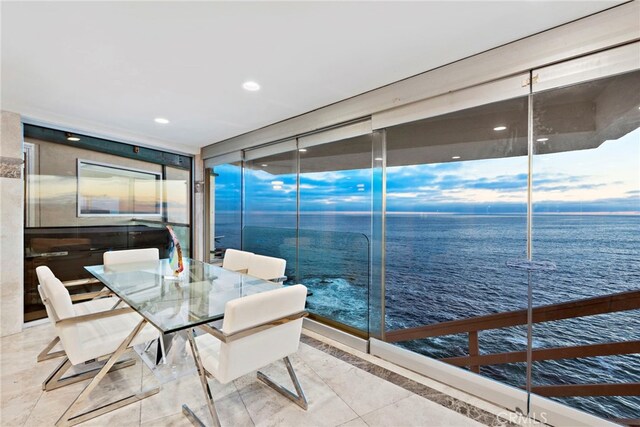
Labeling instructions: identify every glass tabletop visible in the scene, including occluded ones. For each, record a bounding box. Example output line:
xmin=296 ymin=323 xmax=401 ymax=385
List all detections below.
xmin=85 ymin=258 xmax=281 ymax=334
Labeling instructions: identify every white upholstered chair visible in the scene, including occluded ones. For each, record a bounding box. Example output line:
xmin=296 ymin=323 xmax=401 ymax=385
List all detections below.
xmin=35 ymin=266 xmax=119 ymax=362
xmin=183 ymin=284 xmax=308 ymax=427
xmin=221 ymin=248 xmax=254 ymax=272
xmin=103 ymin=247 xmax=159 ymax=266
xmin=38 ymin=270 xmax=160 ymax=425
xmin=247 ymin=253 xmax=287 ymax=283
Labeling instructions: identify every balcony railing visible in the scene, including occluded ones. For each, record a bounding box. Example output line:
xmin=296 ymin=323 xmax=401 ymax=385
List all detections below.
xmin=385 ymin=290 xmax=640 ymax=403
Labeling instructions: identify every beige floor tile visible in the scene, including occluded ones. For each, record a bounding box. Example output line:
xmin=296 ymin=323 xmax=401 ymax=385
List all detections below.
xmin=338 ymin=417 xmax=369 ymax=427
xmin=235 ymin=356 xmax=358 ymax=427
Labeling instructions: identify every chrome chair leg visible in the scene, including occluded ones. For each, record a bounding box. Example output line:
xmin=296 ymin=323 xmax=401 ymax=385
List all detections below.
xmin=42 ymin=355 xmax=136 ymax=391
xmin=257 ymin=356 xmax=308 ymax=410
xmin=183 ymin=329 xmax=221 ymax=427
xmin=55 ymin=319 xmax=160 ymax=427
xmin=37 ymin=336 xmax=66 ymax=362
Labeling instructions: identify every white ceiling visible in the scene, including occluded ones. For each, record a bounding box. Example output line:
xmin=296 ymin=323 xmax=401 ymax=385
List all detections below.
xmin=1 ymin=1 xmax=623 ymax=154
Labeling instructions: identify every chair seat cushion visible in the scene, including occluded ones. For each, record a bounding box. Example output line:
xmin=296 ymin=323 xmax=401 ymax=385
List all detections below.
xmin=58 ymin=312 xmax=159 ymax=365
xmin=73 ymin=297 xmax=122 ymax=316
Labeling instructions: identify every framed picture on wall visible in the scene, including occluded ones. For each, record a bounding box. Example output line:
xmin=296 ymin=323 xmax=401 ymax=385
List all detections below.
xmin=77 ymin=159 xmax=162 ymax=216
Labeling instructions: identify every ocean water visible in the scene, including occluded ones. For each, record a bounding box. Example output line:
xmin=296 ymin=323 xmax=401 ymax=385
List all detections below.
xmin=222 ymin=212 xmax=640 ymax=420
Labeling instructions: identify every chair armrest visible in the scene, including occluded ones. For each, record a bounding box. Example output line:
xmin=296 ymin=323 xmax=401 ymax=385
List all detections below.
xmin=199 ymin=310 xmax=308 ymax=343
xmin=62 ymin=278 xmax=101 ymax=288
xmin=55 ymin=307 xmax=134 ymax=326
xmin=70 ymin=290 xmax=114 ymax=302
xmin=269 ymin=276 xmax=287 ymax=284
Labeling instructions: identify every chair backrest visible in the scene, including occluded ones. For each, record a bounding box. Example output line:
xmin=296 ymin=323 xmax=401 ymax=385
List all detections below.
xmin=40 ymin=272 xmax=76 ymax=321
xmin=217 ymin=284 xmax=307 ymax=383
xmin=222 ymin=249 xmax=254 ymax=272
xmin=36 ymin=266 xmax=58 ymax=324
xmin=246 ymin=254 xmax=286 ymax=281
xmin=103 ymin=248 xmax=159 ymax=266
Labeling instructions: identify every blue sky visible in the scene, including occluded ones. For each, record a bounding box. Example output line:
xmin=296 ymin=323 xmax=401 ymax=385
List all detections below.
xmin=215 ymin=128 xmax=640 ymax=215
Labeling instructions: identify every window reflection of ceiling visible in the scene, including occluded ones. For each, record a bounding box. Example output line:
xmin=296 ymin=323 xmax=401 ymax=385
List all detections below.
xmin=246 ymin=70 xmax=639 ymax=174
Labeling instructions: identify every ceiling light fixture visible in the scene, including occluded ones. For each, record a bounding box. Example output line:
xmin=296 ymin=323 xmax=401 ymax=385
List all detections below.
xmin=154 ymin=118 xmax=170 ymax=124
xmin=298 ymin=148 xmax=307 ymax=153
xmin=451 ymin=156 xmax=461 ymax=160
xmin=272 ymin=185 xmax=282 ymax=190
xmin=536 ymin=138 xmax=549 ymax=142
xmin=242 ymin=81 xmax=260 ymax=91
xmin=66 ymin=133 xmax=80 ymax=142
xmin=493 ymin=126 xmax=507 ymax=131
xmin=261 ymin=164 xmax=268 ymax=167
xmin=374 ymin=157 xmax=383 ymax=161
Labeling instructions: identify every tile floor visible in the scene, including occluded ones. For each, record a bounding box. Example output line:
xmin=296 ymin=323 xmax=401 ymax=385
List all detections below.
xmin=0 ymin=323 xmax=515 ymax=426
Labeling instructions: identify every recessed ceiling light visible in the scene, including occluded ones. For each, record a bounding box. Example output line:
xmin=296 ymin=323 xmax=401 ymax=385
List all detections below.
xmin=374 ymin=157 xmax=383 ymax=161
xmin=493 ymin=126 xmax=507 ymax=131
xmin=451 ymin=156 xmax=461 ymax=160
xmin=298 ymin=148 xmax=307 ymax=153
xmin=261 ymin=164 xmax=268 ymax=167
xmin=66 ymin=133 xmax=80 ymax=141
xmin=536 ymin=138 xmax=549 ymax=142
xmin=242 ymin=81 xmax=260 ymax=91
xmin=154 ymin=118 xmax=170 ymax=124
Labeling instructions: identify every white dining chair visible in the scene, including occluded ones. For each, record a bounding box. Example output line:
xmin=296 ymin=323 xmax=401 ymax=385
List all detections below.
xmin=103 ymin=247 xmax=159 ymax=266
xmin=35 ymin=266 xmax=118 ymax=362
xmin=247 ymin=253 xmax=287 ymax=283
xmin=221 ymin=248 xmax=254 ymax=273
xmin=39 ymin=272 xmax=160 ymax=426
xmin=183 ymin=284 xmax=308 ymax=427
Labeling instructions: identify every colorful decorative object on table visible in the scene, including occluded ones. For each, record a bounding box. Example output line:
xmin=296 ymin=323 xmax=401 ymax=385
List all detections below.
xmin=167 ymin=225 xmax=184 ymax=275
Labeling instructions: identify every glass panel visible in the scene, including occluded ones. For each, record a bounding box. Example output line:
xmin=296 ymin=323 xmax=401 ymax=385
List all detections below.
xmin=384 ymin=96 xmax=529 ymax=409
xmin=298 ymin=134 xmax=372 ymax=336
xmin=243 ymin=149 xmax=298 ymax=280
xmin=24 ymin=138 xmax=191 ymax=321
xmin=210 ymin=161 xmax=242 ymax=259
xmin=532 ymin=70 xmax=640 ymax=421
xmin=86 ymin=259 xmax=280 ymax=333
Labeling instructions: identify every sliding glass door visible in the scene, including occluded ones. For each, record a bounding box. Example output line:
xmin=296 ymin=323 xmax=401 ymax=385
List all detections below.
xmin=530 ymin=48 xmax=640 ymax=421
xmin=380 ymin=83 xmax=530 ymax=412
xmin=243 ymin=141 xmax=298 ymax=280
xmin=298 ymin=125 xmax=372 ymax=336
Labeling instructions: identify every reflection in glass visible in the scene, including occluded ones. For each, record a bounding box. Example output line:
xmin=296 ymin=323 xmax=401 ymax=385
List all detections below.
xmin=78 ymin=160 xmax=161 ymax=216
xmin=384 ymin=97 xmax=529 ymax=396
xmin=24 ymin=138 xmax=191 ymax=321
xmin=532 ymin=70 xmax=640 ymax=420
xmin=298 ymin=135 xmax=372 ymax=335
xmin=211 ymin=162 xmax=242 ymax=258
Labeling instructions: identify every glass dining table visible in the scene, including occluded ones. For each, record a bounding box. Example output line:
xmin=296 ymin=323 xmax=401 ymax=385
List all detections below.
xmin=86 ymin=257 xmax=281 ymax=334
xmin=76 ymin=257 xmax=283 ymax=427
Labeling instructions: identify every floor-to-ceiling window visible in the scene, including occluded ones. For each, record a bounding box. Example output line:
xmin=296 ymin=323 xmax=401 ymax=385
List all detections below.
xmin=530 ymin=66 xmax=640 ymax=420
xmin=380 ymin=85 xmax=530 ymax=409
xmin=298 ymin=124 xmax=372 ymax=336
xmin=243 ymin=141 xmax=298 ymax=280
xmin=203 ymin=43 xmax=640 ymax=423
